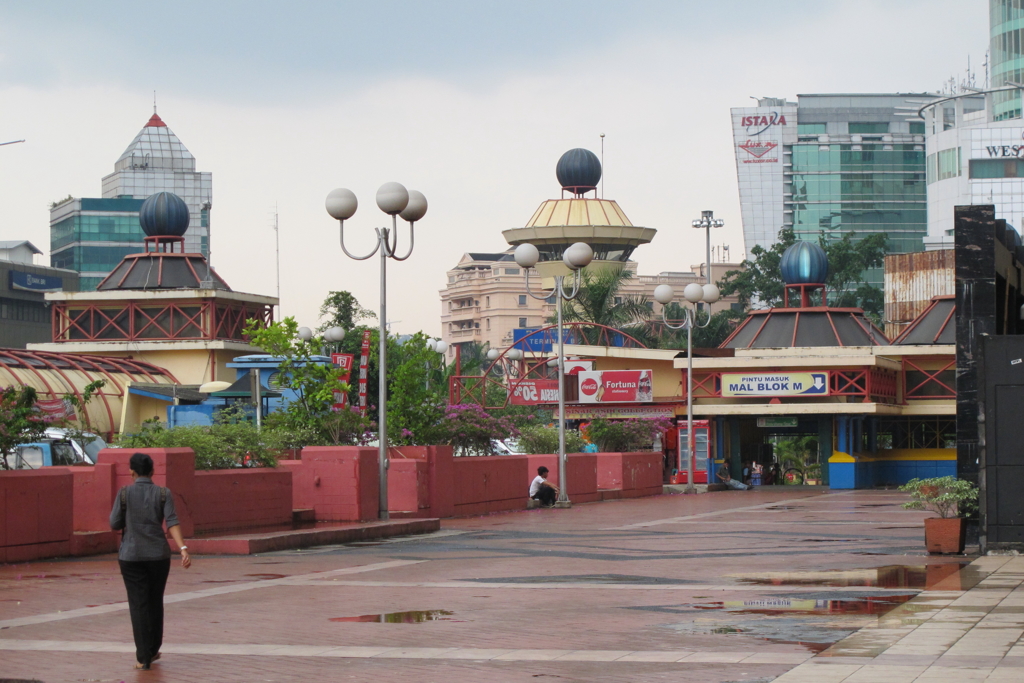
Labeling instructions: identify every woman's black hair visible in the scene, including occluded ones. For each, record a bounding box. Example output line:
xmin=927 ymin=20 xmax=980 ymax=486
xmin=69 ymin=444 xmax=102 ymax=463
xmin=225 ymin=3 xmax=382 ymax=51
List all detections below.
xmin=129 ymin=452 xmax=154 ymax=477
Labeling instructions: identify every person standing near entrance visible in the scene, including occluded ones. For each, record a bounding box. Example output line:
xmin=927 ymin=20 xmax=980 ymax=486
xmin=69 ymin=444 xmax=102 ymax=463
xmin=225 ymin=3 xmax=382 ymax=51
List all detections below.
xmin=110 ymin=453 xmax=192 ymax=670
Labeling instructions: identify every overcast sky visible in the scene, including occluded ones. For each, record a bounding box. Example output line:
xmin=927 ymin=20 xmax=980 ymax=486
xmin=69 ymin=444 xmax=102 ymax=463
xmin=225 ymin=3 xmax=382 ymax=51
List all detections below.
xmin=0 ymin=0 xmax=988 ymax=335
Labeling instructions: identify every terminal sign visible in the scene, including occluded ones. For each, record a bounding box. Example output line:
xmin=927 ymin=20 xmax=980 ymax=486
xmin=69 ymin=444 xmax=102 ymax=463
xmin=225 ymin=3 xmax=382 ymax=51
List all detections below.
xmin=721 ymin=372 xmax=829 ymax=397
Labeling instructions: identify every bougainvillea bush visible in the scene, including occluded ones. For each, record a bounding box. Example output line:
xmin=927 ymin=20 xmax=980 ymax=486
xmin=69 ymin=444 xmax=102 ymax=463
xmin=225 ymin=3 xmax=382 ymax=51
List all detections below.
xmin=435 ymin=404 xmax=521 ymax=456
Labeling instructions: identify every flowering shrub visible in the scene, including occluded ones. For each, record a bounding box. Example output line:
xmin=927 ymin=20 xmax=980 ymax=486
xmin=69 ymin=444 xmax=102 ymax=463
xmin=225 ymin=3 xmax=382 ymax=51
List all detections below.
xmin=586 ymin=416 xmax=674 ymax=452
xmin=435 ymin=404 xmax=520 ymax=456
xmin=517 ymin=424 xmax=587 ymax=455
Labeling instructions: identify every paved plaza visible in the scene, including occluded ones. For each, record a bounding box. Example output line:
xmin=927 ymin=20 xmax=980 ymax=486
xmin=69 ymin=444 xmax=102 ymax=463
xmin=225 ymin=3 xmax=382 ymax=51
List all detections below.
xmin=1 ymin=488 xmax=1019 ymax=682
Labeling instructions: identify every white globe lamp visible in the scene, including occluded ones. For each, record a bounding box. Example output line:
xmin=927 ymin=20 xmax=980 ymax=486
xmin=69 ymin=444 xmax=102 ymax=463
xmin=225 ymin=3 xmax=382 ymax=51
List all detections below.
xmin=376 ymin=182 xmax=410 ymax=215
xmin=653 ymin=284 xmax=674 ymax=305
xmin=683 ymin=282 xmax=705 ymax=303
xmin=325 ymin=188 xmax=358 ymax=220
xmin=514 ymin=243 xmax=540 ymax=269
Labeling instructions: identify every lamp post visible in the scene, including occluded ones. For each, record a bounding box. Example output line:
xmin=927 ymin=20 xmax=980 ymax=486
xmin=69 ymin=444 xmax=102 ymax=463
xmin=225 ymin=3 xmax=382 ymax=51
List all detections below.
xmin=425 ymin=338 xmax=448 ymax=390
xmin=692 ymin=210 xmax=725 ymax=284
xmin=325 ymin=183 xmax=428 ymax=520
xmin=512 ymin=241 xmax=594 ymax=506
xmin=653 ymin=281 xmax=720 ymax=493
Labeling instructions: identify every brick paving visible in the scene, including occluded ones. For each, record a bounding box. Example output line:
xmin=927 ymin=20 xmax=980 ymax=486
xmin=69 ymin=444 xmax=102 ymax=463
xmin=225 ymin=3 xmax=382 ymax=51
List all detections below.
xmin=0 ymin=488 xmax=980 ymax=682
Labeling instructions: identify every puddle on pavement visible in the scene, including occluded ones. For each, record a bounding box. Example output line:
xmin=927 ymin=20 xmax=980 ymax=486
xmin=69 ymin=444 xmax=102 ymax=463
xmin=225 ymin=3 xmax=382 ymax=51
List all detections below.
xmin=330 ymin=610 xmax=455 ymax=623
xmin=731 ymin=563 xmax=970 ymax=590
xmin=690 ymin=595 xmax=914 ymax=615
xmin=657 ymin=596 xmax=913 ymax=652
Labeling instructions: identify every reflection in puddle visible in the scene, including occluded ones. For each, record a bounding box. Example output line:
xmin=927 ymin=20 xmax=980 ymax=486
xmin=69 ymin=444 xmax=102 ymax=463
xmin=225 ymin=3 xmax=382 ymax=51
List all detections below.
xmin=691 ymin=595 xmax=914 ymax=615
xmin=732 ymin=563 xmax=969 ymax=590
xmin=330 ymin=610 xmax=454 ymax=623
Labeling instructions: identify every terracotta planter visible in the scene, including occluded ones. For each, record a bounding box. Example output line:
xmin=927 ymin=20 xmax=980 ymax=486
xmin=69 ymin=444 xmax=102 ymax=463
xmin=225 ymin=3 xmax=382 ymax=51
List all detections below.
xmin=924 ymin=517 xmax=966 ymax=554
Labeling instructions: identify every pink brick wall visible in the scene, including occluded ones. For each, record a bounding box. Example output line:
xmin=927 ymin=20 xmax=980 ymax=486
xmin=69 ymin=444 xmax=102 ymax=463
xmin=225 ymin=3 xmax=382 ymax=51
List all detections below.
xmin=190 ymin=469 xmax=292 ymax=533
xmin=0 ymin=469 xmax=73 ymax=563
xmin=525 ymin=454 xmax=599 ymax=503
xmin=453 ymin=455 xmax=529 ymax=516
xmin=292 ymin=446 xmax=379 ymax=522
xmin=70 ymin=464 xmax=116 ymax=532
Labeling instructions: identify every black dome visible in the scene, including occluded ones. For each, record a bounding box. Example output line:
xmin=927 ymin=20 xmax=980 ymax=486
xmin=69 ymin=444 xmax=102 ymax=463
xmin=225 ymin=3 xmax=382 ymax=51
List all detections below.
xmin=556 ymin=148 xmax=601 ymax=195
xmin=139 ymin=192 xmax=190 ymax=238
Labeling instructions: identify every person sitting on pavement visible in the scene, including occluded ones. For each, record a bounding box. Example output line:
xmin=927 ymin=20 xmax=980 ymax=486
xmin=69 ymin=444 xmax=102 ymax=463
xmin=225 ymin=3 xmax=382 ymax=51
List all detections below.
xmin=716 ymin=459 xmax=750 ymax=490
xmin=529 ymin=466 xmax=559 ymax=507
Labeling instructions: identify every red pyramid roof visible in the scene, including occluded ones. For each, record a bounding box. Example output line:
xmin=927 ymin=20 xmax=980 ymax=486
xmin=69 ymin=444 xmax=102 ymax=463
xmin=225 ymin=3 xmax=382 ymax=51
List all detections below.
xmin=145 ymin=113 xmax=167 ymax=128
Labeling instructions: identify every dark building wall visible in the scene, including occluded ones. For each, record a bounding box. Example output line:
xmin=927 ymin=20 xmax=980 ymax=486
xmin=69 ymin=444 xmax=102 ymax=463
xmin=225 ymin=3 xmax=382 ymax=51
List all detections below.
xmin=954 ymin=205 xmax=1024 ymax=485
xmin=0 ymin=260 xmax=79 ymax=348
xmin=978 ymin=334 xmax=1024 ymax=552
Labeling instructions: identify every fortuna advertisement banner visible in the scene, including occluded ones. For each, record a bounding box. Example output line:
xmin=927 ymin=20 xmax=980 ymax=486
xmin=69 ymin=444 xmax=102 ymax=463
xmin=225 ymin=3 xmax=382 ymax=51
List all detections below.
xmin=331 ymin=353 xmax=355 ymax=410
xmin=358 ymin=330 xmax=372 ymax=416
xmin=509 ymin=379 xmax=560 ymax=405
xmin=721 ymin=372 xmax=829 ymax=397
xmin=577 ymin=370 xmax=654 ymax=403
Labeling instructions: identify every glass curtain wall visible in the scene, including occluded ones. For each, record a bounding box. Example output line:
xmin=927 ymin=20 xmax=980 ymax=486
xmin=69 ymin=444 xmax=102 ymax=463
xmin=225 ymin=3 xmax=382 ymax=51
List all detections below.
xmin=788 ymin=144 xmax=927 ymax=288
xmin=992 ymin=0 xmax=1024 ymax=120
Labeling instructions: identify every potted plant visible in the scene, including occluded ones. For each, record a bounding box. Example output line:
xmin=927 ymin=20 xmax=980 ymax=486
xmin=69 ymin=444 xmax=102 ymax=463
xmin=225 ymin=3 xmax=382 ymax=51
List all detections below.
xmin=898 ymin=476 xmax=978 ymax=554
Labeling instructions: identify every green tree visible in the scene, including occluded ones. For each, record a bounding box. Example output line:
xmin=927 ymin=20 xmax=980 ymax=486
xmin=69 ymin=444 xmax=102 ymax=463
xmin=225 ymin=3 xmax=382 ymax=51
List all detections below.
xmin=1 ymin=380 xmax=106 ymax=470
xmin=559 ymin=266 xmax=652 ymax=343
xmin=243 ymin=317 xmax=371 ymax=445
xmin=0 ymin=386 xmax=47 ymax=469
xmin=719 ymin=228 xmax=887 ymax=316
xmin=387 ymin=332 xmax=448 ymax=446
xmin=317 ymin=291 xmax=375 ymax=334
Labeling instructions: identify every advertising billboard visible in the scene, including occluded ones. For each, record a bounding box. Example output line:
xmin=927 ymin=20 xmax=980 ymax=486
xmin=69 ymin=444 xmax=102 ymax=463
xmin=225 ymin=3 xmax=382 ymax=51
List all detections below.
xmin=577 ymin=370 xmax=653 ymax=403
xmin=510 ymin=379 xmax=560 ymax=405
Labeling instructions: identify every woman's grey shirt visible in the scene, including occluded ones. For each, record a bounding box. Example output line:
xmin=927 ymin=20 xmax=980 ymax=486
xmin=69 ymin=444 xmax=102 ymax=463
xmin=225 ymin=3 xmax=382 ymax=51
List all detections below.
xmin=109 ymin=477 xmax=180 ymax=561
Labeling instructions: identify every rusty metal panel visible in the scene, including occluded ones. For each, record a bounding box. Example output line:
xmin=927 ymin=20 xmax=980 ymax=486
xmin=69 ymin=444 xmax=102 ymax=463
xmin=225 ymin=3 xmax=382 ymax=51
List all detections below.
xmin=884 ymin=250 xmax=955 ymax=339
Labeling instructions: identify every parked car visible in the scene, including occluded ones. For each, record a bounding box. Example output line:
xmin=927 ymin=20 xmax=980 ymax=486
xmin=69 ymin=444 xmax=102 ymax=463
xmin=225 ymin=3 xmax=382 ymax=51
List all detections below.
xmin=7 ymin=428 xmax=108 ymax=469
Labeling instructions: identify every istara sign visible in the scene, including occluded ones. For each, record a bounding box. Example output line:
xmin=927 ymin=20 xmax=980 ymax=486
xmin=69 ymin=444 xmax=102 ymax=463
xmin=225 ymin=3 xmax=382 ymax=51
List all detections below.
xmin=742 ymin=112 xmax=788 ymax=136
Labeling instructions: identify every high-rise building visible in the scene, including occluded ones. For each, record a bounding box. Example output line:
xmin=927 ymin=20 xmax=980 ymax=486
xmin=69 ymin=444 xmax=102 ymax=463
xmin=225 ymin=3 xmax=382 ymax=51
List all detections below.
xmin=732 ymin=94 xmax=930 ymax=288
xmin=991 ymin=0 xmax=1024 ymax=121
xmin=920 ymin=2 xmax=1024 ymax=247
xmin=49 ymin=113 xmax=212 ymax=290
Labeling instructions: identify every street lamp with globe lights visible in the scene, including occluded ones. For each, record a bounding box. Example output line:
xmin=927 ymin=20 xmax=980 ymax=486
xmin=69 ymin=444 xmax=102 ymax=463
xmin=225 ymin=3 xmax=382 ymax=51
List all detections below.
xmin=325 ymin=182 xmax=428 ymax=520
xmin=653 ymin=280 xmax=720 ymax=494
xmin=514 ymin=240 xmax=593 ymax=507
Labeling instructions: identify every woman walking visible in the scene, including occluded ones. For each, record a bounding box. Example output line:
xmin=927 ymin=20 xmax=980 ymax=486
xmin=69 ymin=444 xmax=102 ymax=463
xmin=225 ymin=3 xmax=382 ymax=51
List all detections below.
xmin=109 ymin=453 xmax=191 ymax=670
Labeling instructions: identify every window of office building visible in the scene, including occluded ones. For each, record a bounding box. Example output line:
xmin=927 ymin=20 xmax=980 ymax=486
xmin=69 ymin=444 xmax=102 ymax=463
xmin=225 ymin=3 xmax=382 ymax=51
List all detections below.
xmin=797 ymin=123 xmax=826 ymax=135
xmin=505 ymin=268 xmax=520 ymax=275
xmin=926 ymin=148 xmax=962 ymax=184
xmin=788 ymin=142 xmax=927 ymax=289
xmin=518 ymin=295 xmax=527 ymax=306
xmin=486 ymin=296 xmax=490 ymax=307
xmin=0 ymin=298 xmax=49 ymax=324
xmin=909 ymin=121 xmax=925 ymax=134
xmin=848 ymin=122 xmax=890 ymax=134
xmin=518 ymin=317 xmax=527 ymax=328
xmin=969 ymin=158 xmax=1024 ymax=179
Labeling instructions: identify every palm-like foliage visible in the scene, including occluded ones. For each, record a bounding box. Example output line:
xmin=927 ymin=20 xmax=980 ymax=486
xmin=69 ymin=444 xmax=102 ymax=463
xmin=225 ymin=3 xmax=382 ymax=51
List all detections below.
xmin=558 ymin=266 xmax=652 ymax=343
xmin=655 ymin=305 xmax=745 ymax=350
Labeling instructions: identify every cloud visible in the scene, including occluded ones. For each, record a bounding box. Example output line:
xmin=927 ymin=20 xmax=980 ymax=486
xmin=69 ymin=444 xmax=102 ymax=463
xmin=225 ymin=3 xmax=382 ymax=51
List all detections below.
xmin=0 ymin=0 xmax=987 ymax=336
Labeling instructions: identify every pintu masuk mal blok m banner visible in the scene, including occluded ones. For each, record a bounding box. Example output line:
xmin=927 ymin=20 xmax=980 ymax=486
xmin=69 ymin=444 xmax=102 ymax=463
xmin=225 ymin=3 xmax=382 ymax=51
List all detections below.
xmin=577 ymin=370 xmax=654 ymax=403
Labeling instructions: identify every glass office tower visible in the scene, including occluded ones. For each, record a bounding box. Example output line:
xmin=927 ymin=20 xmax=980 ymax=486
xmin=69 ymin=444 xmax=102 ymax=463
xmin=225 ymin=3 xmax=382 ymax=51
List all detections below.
xmin=49 ymin=113 xmax=212 ymax=290
xmin=991 ymin=0 xmax=1024 ymax=121
xmin=732 ymin=94 xmax=930 ymax=290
